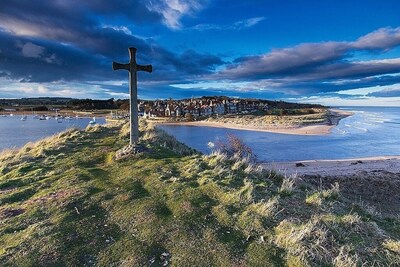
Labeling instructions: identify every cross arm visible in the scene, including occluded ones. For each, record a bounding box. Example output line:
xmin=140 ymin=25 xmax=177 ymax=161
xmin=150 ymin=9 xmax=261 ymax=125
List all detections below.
xmin=112 ymin=62 xmax=130 ymax=71
xmin=137 ymin=64 xmax=153 ymax=73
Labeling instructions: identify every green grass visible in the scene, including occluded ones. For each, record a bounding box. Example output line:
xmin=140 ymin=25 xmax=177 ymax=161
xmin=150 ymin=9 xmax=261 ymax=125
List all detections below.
xmin=0 ymin=121 xmax=399 ymax=266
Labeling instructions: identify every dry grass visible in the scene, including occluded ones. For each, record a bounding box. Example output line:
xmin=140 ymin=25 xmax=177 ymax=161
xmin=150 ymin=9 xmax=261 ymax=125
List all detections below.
xmin=205 ymin=109 xmax=328 ymax=128
xmin=383 ymin=239 xmax=400 ymax=254
xmin=278 ymin=173 xmax=297 ymax=196
xmin=333 ymin=246 xmax=359 ymax=267
xmin=305 ymin=182 xmax=340 ymax=206
xmin=139 ymin=120 xmax=196 ymax=156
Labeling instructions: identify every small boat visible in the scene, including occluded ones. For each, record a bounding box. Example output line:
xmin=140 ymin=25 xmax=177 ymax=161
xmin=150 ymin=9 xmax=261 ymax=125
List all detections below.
xmin=1 ymin=114 xmax=6 ymax=117
xmin=31 ymin=109 xmax=39 ymax=119
xmin=89 ymin=117 xmax=96 ymax=125
xmin=39 ymin=115 xmax=46 ymax=120
xmin=21 ymin=115 xmax=27 ymax=121
xmin=56 ymin=117 xmax=62 ymax=123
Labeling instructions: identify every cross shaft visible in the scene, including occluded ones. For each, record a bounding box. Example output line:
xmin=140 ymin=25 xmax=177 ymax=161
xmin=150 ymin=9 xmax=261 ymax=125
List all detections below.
xmin=113 ymin=47 xmax=152 ymax=145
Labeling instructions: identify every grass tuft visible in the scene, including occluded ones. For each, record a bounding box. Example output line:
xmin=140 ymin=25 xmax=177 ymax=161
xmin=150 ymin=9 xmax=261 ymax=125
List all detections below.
xmin=305 ymin=182 xmax=340 ymax=206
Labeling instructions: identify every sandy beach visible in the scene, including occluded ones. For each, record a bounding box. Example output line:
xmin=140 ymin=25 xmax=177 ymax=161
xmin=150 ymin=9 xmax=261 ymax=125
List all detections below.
xmin=265 ymin=156 xmax=400 ymax=216
xmin=157 ymin=109 xmax=353 ymax=135
xmin=264 ymin=155 xmax=400 ymax=177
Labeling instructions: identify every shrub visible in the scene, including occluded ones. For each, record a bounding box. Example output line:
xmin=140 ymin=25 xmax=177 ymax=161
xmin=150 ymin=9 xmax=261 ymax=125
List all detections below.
xmin=214 ymin=134 xmax=256 ymax=162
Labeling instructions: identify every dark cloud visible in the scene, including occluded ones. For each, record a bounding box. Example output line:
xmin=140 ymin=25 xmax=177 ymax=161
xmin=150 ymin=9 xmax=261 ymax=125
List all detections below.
xmin=174 ymin=50 xmax=225 ymax=74
xmin=0 ymin=0 xmax=159 ymax=59
xmin=220 ymin=28 xmax=400 ymax=81
xmin=0 ymin=0 xmax=160 ymax=35
xmin=0 ymin=31 xmax=110 ymax=83
xmin=137 ymin=85 xmax=276 ymax=100
xmin=226 ymin=74 xmax=400 ymax=98
xmin=0 ymin=0 xmax=225 ymax=87
xmin=368 ymin=88 xmax=400 ymax=97
xmin=354 ymin=27 xmax=400 ymax=50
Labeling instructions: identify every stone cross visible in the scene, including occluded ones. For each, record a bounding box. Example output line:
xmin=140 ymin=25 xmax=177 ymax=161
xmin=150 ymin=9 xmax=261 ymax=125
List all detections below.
xmin=113 ymin=47 xmax=152 ymax=145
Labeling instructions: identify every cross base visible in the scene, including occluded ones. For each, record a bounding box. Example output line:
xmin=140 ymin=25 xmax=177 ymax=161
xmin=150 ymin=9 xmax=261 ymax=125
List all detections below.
xmin=115 ymin=143 xmax=147 ymax=160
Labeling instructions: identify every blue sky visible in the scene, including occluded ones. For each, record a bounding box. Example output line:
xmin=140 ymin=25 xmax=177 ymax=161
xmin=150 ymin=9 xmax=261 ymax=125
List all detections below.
xmin=0 ymin=0 xmax=400 ymax=106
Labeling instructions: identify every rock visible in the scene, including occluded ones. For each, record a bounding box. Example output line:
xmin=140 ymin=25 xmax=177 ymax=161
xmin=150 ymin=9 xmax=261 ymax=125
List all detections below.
xmin=149 ymin=257 xmax=155 ymax=265
xmin=115 ymin=144 xmax=148 ymax=160
xmin=160 ymin=252 xmax=171 ymax=266
xmin=351 ymin=160 xmax=363 ymax=165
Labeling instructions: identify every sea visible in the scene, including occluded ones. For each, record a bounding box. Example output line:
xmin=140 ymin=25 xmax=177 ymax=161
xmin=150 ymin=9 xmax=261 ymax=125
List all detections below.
xmin=0 ymin=115 xmax=105 ymax=151
xmin=158 ymin=107 xmax=400 ymax=162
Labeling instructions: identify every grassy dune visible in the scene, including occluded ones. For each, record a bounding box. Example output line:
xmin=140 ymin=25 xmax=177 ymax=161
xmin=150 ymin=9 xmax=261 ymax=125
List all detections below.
xmin=203 ymin=109 xmax=328 ymax=128
xmin=0 ymin=121 xmax=399 ymax=266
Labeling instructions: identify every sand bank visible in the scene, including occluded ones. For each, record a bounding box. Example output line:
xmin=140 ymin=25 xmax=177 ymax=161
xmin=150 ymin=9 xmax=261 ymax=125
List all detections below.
xmin=157 ymin=109 xmax=353 ymax=136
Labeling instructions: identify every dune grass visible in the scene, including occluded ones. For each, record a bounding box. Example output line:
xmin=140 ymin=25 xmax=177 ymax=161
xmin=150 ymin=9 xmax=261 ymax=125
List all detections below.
xmin=0 ymin=120 xmax=399 ymax=266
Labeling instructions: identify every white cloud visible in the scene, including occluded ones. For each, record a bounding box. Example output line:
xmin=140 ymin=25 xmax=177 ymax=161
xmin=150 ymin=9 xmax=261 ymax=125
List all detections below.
xmin=0 ymin=80 xmax=120 ymax=99
xmin=192 ymin=16 xmax=266 ymax=31
xmin=107 ymin=91 xmax=130 ymax=98
xmin=37 ymin=84 xmax=49 ymax=94
xmin=233 ymin=17 xmax=266 ymax=29
xmin=102 ymin=25 xmax=132 ymax=35
xmin=147 ymin=0 xmax=205 ymax=29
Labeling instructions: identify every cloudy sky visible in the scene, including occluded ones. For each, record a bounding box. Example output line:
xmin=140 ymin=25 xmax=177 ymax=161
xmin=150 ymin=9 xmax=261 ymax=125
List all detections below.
xmin=1 ymin=0 xmax=400 ymax=106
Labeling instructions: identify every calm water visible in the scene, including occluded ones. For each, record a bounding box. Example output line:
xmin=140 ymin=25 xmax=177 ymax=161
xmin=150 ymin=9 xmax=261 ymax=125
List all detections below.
xmin=159 ymin=107 xmax=400 ymax=162
xmin=0 ymin=115 xmax=105 ymax=151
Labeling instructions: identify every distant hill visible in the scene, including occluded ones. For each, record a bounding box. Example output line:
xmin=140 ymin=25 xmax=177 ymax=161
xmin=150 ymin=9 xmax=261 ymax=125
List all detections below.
xmin=0 ymin=96 xmax=325 ymax=112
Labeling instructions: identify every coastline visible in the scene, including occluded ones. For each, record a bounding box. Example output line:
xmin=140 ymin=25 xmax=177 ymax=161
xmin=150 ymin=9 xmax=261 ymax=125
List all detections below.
xmin=263 ymin=155 xmax=400 ymax=177
xmin=156 ymin=108 xmax=353 ymax=136
xmin=0 ymin=110 xmax=111 ymax=117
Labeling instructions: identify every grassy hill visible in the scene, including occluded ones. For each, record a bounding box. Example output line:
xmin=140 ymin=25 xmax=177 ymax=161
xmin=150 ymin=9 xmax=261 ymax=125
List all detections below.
xmin=0 ymin=122 xmax=399 ymax=266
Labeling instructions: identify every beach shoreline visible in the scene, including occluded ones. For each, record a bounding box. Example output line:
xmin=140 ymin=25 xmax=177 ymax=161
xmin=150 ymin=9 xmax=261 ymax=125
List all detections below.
xmin=263 ymin=155 xmax=400 ymax=177
xmin=156 ymin=108 xmax=353 ymax=136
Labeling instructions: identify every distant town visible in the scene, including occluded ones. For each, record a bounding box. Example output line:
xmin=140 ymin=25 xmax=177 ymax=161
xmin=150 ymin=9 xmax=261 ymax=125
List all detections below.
xmin=0 ymin=96 xmax=324 ymax=118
